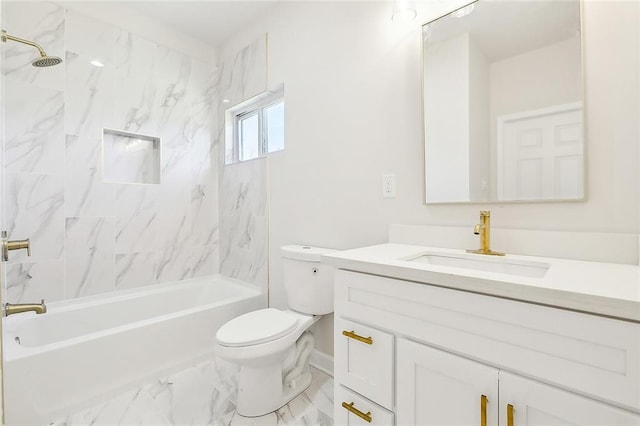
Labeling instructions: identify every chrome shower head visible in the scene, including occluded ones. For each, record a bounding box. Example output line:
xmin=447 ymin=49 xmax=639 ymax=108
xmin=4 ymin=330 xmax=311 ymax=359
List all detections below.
xmin=1 ymin=29 xmax=63 ymax=68
xmin=32 ymin=55 xmax=63 ymax=67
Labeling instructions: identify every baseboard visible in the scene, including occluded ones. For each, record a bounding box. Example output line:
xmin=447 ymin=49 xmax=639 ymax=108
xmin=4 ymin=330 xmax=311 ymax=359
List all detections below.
xmin=310 ymin=349 xmax=334 ymax=377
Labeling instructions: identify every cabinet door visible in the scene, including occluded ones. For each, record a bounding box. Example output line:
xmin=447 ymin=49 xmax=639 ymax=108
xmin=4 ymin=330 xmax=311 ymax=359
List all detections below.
xmin=397 ymin=338 xmax=499 ymax=426
xmin=499 ymin=372 xmax=640 ymax=426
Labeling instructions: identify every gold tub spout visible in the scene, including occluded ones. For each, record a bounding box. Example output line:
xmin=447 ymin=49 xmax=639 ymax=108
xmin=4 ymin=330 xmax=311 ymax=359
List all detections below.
xmin=4 ymin=299 xmax=47 ymax=316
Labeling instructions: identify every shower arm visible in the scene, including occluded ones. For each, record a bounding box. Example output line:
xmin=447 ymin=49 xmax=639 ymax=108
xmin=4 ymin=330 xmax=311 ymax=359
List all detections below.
xmin=1 ymin=30 xmax=47 ymax=57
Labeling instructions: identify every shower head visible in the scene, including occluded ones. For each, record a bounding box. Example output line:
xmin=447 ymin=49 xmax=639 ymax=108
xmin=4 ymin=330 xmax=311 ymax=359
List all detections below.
xmin=32 ymin=55 xmax=63 ymax=67
xmin=1 ymin=29 xmax=63 ymax=67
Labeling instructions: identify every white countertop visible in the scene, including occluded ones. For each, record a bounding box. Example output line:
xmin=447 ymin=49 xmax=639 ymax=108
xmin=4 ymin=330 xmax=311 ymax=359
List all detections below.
xmin=322 ymin=243 xmax=640 ymax=322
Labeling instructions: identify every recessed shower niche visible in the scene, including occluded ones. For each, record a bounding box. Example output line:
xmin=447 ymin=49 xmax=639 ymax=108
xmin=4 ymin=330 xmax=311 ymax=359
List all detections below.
xmin=102 ymin=128 xmax=161 ymax=184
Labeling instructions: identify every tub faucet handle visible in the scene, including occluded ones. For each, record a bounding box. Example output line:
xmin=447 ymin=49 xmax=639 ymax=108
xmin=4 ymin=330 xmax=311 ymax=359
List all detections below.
xmin=1 ymin=230 xmax=31 ymax=261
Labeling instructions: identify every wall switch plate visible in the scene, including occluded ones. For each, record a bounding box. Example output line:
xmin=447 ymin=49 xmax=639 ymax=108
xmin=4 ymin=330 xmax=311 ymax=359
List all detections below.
xmin=382 ymin=174 xmax=396 ymax=198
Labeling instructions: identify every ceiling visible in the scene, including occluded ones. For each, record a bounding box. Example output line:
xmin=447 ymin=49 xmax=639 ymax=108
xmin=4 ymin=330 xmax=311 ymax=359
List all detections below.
xmin=110 ymin=1 xmax=281 ymax=47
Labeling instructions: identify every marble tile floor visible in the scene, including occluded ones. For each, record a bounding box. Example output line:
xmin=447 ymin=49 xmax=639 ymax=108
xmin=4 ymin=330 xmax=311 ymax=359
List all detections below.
xmin=50 ymin=359 xmax=333 ymax=426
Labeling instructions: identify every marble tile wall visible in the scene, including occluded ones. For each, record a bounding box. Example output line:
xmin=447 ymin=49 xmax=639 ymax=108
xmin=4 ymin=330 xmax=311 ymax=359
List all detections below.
xmin=3 ymin=2 xmax=219 ymax=303
xmin=217 ymin=36 xmax=269 ymax=293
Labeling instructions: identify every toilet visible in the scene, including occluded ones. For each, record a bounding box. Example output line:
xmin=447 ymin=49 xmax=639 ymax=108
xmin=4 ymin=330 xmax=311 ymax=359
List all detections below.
xmin=215 ymin=245 xmax=336 ymax=417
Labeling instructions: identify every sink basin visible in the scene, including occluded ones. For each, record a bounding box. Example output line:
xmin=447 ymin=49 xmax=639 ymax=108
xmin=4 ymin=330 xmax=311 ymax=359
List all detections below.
xmin=405 ymin=252 xmax=550 ymax=278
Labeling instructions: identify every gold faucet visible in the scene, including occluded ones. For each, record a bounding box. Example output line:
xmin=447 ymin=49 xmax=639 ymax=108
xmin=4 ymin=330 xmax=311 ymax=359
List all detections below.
xmin=467 ymin=211 xmax=504 ymax=256
xmin=4 ymin=299 xmax=46 ymax=316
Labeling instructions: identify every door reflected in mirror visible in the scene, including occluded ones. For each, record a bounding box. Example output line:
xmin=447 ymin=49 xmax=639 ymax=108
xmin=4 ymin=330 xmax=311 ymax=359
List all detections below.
xmin=423 ymin=0 xmax=584 ymax=204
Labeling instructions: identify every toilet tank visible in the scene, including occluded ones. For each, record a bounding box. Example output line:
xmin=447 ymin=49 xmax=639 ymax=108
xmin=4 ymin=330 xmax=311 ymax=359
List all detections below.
xmin=281 ymin=245 xmax=337 ymax=315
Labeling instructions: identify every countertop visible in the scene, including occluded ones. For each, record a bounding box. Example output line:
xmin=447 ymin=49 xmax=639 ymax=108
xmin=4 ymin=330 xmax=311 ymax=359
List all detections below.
xmin=322 ymin=243 xmax=640 ymax=322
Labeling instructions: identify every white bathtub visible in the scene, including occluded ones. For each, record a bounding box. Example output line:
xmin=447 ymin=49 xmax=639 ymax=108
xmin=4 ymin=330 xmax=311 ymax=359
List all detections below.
xmin=2 ymin=275 xmax=264 ymax=425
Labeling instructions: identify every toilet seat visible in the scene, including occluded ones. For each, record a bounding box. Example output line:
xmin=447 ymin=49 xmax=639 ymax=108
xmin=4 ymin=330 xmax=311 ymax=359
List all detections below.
xmin=216 ymin=308 xmax=299 ymax=347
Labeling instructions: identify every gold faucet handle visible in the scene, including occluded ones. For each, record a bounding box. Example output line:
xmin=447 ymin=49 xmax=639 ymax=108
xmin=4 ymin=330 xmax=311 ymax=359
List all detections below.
xmin=4 ymin=237 xmax=31 ymax=259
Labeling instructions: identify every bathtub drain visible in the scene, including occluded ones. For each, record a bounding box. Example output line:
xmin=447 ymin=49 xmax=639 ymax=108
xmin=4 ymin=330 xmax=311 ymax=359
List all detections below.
xmin=14 ymin=336 xmax=20 ymax=345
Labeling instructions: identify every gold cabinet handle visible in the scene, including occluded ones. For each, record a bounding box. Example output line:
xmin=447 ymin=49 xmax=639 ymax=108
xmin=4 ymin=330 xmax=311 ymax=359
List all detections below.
xmin=480 ymin=395 xmax=488 ymax=426
xmin=342 ymin=330 xmax=373 ymax=345
xmin=342 ymin=401 xmax=372 ymax=423
xmin=507 ymin=404 xmax=515 ymax=426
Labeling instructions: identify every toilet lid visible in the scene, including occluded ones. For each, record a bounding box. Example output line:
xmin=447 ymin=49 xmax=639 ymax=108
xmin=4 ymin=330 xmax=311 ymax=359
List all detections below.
xmin=216 ymin=308 xmax=300 ymax=347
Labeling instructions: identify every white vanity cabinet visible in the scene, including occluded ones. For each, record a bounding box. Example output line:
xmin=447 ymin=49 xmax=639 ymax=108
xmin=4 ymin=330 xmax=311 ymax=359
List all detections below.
xmin=333 ymin=269 xmax=640 ymax=426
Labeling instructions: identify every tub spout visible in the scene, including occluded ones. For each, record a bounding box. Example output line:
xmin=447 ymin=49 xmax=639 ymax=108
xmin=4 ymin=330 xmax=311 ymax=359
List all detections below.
xmin=4 ymin=299 xmax=46 ymax=316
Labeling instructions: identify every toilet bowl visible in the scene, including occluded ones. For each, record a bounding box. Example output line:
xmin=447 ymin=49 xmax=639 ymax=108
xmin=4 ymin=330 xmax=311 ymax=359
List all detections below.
xmin=215 ymin=245 xmax=336 ymax=417
xmin=216 ymin=308 xmax=320 ymax=416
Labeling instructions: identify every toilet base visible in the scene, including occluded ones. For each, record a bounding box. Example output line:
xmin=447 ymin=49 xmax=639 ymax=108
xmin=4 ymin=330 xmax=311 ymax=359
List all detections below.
xmin=236 ymin=367 xmax=312 ymax=417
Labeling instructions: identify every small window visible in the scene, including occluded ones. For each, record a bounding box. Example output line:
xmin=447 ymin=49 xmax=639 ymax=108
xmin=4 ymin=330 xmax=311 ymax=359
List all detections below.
xmin=226 ymin=90 xmax=284 ymax=164
xmin=238 ymin=111 xmax=260 ymax=161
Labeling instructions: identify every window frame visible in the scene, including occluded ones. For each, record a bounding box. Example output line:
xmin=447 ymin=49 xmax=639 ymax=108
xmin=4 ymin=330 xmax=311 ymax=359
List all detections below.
xmin=235 ymin=109 xmax=261 ymax=162
xmin=228 ymin=90 xmax=284 ymax=165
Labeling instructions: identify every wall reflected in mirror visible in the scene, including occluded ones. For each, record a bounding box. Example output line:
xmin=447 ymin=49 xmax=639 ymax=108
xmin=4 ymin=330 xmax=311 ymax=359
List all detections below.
xmin=423 ymin=0 xmax=584 ymax=204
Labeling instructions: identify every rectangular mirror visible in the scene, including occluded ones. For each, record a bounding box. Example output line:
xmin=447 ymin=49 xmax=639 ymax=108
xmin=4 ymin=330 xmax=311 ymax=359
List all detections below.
xmin=423 ymin=0 xmax=584 ymax=204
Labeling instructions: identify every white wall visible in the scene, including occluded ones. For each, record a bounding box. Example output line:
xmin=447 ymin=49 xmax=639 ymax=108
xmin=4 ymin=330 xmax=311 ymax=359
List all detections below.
xmin=219 ymin=0 xmax=639 ymax=355
xmin=490 ymin=36 xmax=582 ymax=120
xmin=468 ymin=36 xmax=490 ymax=201
xmin=424 ymin=33 xmax=470 ymax=202
xmin=489 ymin=36 xmax=582 ymax=197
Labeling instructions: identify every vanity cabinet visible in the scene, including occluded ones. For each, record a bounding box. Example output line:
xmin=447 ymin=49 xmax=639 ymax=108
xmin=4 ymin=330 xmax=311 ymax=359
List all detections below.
xmin=333 ymin=269 xmax=640 ymax=425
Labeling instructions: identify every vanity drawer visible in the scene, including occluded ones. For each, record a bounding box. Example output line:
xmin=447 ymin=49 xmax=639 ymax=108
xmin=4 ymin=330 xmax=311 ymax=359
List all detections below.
xmin=335 ymin=385 xmax=394 ymax=426
xmin=335 ymin=269 xmax=640 ymax=412
xmin=335 ymin=317 xmax=394 ymax=410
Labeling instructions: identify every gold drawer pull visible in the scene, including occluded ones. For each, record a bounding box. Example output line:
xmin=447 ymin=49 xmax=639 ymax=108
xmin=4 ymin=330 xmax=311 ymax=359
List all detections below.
xmin=507 ymin=404 xmax=515 ymax=426
xmin=480 ymin=395 xmax=488 ymax=426
xmin=342 ymin=401 xmax=372 ymax=423
xmin=342 ymin=330 xmax=373 ymax=345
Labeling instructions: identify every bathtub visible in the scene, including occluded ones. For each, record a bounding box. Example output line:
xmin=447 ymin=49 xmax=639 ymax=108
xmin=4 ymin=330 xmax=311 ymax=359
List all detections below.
xmin=2 ymin=275 xmax=264 ymax=425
